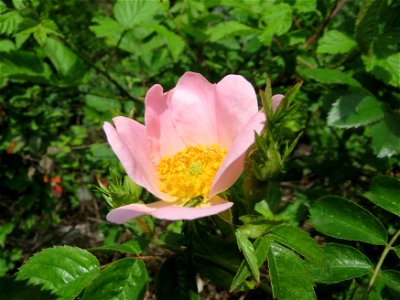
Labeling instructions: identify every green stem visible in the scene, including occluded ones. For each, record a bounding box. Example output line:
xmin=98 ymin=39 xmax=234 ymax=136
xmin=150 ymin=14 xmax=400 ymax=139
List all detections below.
xmin=368 ymin=228 xmax=400 ymax=291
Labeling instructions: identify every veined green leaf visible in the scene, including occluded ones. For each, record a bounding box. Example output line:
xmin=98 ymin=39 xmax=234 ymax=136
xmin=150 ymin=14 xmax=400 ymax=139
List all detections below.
xmin=81 ymin=258 xmax=148 ymax=300
xmin=310 ymin=196 xmax=387 ymax=245
xmin=269 ymin=225 xmax=326 ymax=267
xmin=267 ymin=240 xmax=316 ymax=300
xmin=327 ymin=93 xmax=384 ymax=128
xmin=307 ymin=243 xmax=372 ymax=284
xmin=317 ymin=30 xmax=357 ymax=54
xmin=364 ymin=176 xmax=400 ymax=217
xmin=113 ymin=0 xmax=163 ymax=28
xmin=379 ymin=270 xmax=400 ymax=293
xmin=89 ymin=240 xmax=143 ymax=255
xmin=207 ymin=21 xmax=255 ymax=42
xmin=17 ymin=246 xmax=100 ymax=300
xmin=235 ymin=230 xmax=260 ymax=282
xmin=260 ymin=3 xmax=292 ymax=45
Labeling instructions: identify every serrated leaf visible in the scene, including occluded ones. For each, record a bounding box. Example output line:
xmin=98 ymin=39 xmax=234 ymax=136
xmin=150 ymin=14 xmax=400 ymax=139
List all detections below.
xmin=260 ymin=3 xmax=292 ymax=45
xmin=89 ymin=16 xmax=125 ymax=38
xmin=327 ymin=93 xmax=384 ymax=128
xmin=82 ymin=258 xmax=148 ymax=300
xmin=310 ymin=196 xmax=387 ymax=245
xmin=156 ymin=257 xmax=199 ymax=300
xmin=379 ymin=270 xmax=400 ymax=293
xmin=207 ymin=21 xmax=255 ymax=42
xmin=235 ymin=230 xmax=259 ymax=282
xmin=269 ymin=225 xmax=326 ymax=267
xmin=317 ymin=30 xmax=357 ymax=54
xmin=267 ymin=240 xmax=316 ymax=300
xmin=364 ymin=176 xmax=400 ymax=216
xmin=231 ymin=237 xmax=269 ymax=291
xmin=371 ymin=112 xmax=400 ymax=158
xmin=113 ymin=0 xmax=161 ymax=28
xmin=17 ymin=246 xmax=100 ymax=300
xmin=300 ymin=68 xmax=361 ymax=87
xmin=89 ymin=240 xmax=143 ymax=255
xmin=307 ymin=243 xmax=372 ymax=284
xmin=43 ymin=37 xmax=86 ymax=84
xmin=0 ymin=11 xmax=23 ymax=35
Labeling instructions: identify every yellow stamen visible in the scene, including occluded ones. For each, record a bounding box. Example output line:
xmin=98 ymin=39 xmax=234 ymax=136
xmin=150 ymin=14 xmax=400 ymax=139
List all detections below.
xmin=157 ymin=144 xmax=227 ymax=205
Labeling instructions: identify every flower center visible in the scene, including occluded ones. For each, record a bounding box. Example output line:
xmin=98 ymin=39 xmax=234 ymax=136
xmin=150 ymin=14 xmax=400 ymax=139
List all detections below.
xmin=157 ymin=144 xmax=226 ymax=205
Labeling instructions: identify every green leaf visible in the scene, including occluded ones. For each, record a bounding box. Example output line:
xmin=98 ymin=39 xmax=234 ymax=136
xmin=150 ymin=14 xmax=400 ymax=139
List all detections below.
xmin=379 ymin=270 xmax=400 ymax=293
xmin=156 ymin=257 xmax=199 ymax=300
xmin=89 ymin=16 xmax=125 ymax=38
xmin=290 ymin=0 xmax=316 ymax=13
xmin=85 ymin=94 xmax=121 ymax=112
xmin=17 ymin=246 xmax=100 ymax=300
xmin=327 ymin=93 xmax=384 ymax=128
xmin=267 ymin=240 xmax=316 ymax=300
xmin=235 ymin=230 xmax=260 ymax=282
xmin=364 ymin=176 xmax=400 ymax=216
xmin=300 ymin=68 xmax=361 ymax=87
xmin=207 ymin=21 xmax=255 ymax=42
xmin=310 ymin=196 xmax=387 ymax=245
xmin=113 ymin=0 xmax=161 ymax=28
xmin=0 ymin=277 xmax=55 ymax=300
xmin=153 ymin=25 xmax=185 ymax=61
xmin=363 ymin=52 xmax=400 ymax=88
xmin=0 ymin=11 xmax=23 ymax=35
xmin=82 ymin=258 xmax=148 ymax=300
xmin=370 ymin=111 xmax=400 ymax=158
xmin=393 ymin=246 xmax=400 ymax=259
xmin=307 ymin=243 xmax=372 ymax=284
xmin=260 ymin=3 xmax=292 ymax=45
xmin=269 ymin=225 xmax=326 ymax=267
xmin=317 ymin=30 xmax=357 ymax=54
xmin=0 ymin=50 xmax=52 ymax=82
xmin=89 ymin=240 xmax=143 ymax=255
xmin=43 ymin=37 xmax=86 ymax=84
xmin=231 ymin=237 xmax=269 ymax=291
xmin=0 ymin=223 xmax=14 ymax=247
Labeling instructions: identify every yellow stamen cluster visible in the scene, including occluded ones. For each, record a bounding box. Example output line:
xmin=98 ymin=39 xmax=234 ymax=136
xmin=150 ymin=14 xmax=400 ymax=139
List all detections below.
xmin=157 ymin=144 xmax=227 ymax=204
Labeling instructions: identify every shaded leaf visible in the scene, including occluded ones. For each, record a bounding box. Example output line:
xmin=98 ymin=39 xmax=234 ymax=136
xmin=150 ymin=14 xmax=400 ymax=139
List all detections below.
xmin=0 ymin=277 xmax=54 ymax=300
xmin=17 ymin=246 xmax=100 ymax=300
xmin=156 ymin=257 xmax=199 ymax=300
xmin=327 ymin=93 xmax=383 ymax=128
xmin=267 ymin=240 xmax=316 ymax=300
xmin=310 ymin=196 xmax=387 ymax=245
xmin=371 ymin=111 xmax=400 ymax=158
xmin=89 ymin=240 xmax=143 ymax=255
xmin=307 ymin=243 xmax=372 ymax=284
xmin=364 ymin=175 xmax=400 ymax=216
xmin=379 ymin=270 xmax=400 ymax=293
xmin=81 ymin=258 xmax=148 ymax=300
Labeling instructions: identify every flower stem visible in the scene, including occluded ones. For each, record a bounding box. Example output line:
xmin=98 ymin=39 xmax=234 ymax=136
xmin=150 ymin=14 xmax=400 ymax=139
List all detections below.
xmin=368 ymin=227 xmax=400 ymax=291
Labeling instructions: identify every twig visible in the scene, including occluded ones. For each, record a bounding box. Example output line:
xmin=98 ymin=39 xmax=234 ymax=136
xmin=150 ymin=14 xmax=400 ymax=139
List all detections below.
xmin=368 ymin=228 xmax=400 ymax=291
xmin=304 ymin=0 xmax=348 ymax=47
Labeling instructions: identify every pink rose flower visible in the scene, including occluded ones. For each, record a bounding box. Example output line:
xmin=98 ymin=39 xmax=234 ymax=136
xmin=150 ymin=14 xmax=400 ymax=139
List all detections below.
xmin=104 ymin=72 xmax=283 ymax=223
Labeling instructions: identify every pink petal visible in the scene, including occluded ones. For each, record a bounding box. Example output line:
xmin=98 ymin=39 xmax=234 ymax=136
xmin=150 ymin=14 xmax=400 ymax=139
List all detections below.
xmin=106 ymin=198 xmax=233 ymax=223
xmin=104 ymin=117 xmax=173 ymax=201
xmin=210 ymin=111 xmax=266 ymax=197
xmin=171 ymin=72 xmax=218 ymax=146
xmin=145 ymin=84 xmax=186 ymax=161
xmin=272 ymin=94 xmax=284 ymax=111
xmin=215 ymin=75 xmax=258 ymax=148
